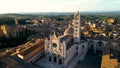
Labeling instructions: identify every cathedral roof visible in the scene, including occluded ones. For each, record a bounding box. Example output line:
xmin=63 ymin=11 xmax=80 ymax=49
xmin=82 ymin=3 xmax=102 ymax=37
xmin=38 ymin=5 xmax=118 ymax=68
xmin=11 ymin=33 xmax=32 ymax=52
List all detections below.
xmin=64 ymin=28 xmax=73 ymax=35
xmin=60 ymin=35 xmax=73 ymax=50
xmin=66 ymin=38 xmax=73 ymax=50
xmin=64 ymin=24 xmax=73 ymax=35
xmin=18 ymin=39 xmax=44 ymax=61
xmin=60 ymin=35 xmax=71 ymax=42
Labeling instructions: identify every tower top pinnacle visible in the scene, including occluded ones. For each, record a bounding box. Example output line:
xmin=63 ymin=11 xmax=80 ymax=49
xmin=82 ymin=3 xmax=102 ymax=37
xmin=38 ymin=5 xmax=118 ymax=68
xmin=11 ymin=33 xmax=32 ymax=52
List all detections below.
xmin=74 ymin=10 xmax=80 ymax=18
xmin=76 ymin=10 xmax=80 ymax=14
xmin=15 ymin=18 xmax=19 ymax=25
xmin=77 ymin=10 xmax=79 ymax=13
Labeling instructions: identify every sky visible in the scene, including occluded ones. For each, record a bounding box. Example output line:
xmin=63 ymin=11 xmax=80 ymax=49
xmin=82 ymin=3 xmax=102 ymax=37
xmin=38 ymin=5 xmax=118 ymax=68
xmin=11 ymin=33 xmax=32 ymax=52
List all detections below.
xmin=0 ymin=0 xmax=120 ymax=13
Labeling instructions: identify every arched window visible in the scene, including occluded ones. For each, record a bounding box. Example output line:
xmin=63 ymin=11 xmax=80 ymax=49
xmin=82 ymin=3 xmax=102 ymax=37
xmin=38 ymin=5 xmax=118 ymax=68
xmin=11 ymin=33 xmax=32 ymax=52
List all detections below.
xmin=76 ymin=46 xmax=78 ymax=50
xmin=82 ymin=45 xmax=84 ymax=49
xmin=98 ymin=41 xmax=102 ymax=47
xmin=59 ymin=59 xmax=62 ymax=65
xmin=75 ymin=22 xmax=78 ymax=24
xmin=76 ymin=52 xmax=78 ymax=55
xmin=75 ymin=33 xmax=78 ymax=35
xmin=49 ymin=56 xmax=51 ymax=62
xmin=54 ymin=56 xmax=57 ymax=62
xmin=88 ymin=40 xmax=95 ymax=50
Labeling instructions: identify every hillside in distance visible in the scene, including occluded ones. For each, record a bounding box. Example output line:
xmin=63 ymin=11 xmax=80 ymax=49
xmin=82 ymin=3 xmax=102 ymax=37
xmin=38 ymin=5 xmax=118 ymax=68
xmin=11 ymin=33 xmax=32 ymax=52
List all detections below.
xmin=82 ymin=11 xmax=120 ymax=16
xmin=0 ymin=11 xmax=120 ymax=17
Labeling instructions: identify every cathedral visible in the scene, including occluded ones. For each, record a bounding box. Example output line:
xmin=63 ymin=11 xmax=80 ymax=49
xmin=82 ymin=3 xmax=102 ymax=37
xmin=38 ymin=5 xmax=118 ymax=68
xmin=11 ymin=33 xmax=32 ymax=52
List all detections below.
xmin=44 ymin=11 xmax=88 ymax=68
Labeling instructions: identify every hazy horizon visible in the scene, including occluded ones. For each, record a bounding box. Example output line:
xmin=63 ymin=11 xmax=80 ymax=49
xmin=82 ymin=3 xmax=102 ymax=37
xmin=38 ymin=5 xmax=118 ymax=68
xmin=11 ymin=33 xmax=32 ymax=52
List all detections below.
xmin=0 ymin=0 xmax=120 ymax=14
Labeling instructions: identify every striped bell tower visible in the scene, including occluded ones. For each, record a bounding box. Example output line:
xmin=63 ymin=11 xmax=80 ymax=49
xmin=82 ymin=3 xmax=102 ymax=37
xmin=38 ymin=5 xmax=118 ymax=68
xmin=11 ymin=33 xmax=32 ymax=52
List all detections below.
xmin=73 ymin=11 xmax=81 ymax=44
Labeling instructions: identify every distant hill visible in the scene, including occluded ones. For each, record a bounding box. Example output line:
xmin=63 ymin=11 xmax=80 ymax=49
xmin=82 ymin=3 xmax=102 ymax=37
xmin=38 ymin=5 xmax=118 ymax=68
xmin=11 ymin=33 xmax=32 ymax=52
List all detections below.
xmin=0 ymin=11 xmax=120 ymax=17
xmin=81 ymin=11 xmax=120 ymax=16
xmin=19 ymin=12 xmax=74 ymax=16
xmin=19 ymin=11 xmax=120 ymax=16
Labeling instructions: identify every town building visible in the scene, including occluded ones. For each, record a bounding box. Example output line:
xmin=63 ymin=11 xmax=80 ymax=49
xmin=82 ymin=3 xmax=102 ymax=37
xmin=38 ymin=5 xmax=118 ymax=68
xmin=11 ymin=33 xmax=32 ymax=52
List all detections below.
xmin=0 ymin=18 xmax=26 ymax=37
xmin=38 ymin=11 xmax=120 ymax=68
xmin=0 ymin=11 xmax=120 ymax=68
xmin=43 ymin=11 xmax=88 ymax=68
xmin=16 ymin=39 xmax=44 ymax=63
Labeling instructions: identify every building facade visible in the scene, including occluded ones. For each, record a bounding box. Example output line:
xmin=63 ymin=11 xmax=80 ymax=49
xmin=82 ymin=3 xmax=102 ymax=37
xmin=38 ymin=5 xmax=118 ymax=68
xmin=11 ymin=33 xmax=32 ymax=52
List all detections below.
xmin=44 ymin=11 xmax=88 ymax=68
xmin=43 ymin=11 xmax=120 ymax=68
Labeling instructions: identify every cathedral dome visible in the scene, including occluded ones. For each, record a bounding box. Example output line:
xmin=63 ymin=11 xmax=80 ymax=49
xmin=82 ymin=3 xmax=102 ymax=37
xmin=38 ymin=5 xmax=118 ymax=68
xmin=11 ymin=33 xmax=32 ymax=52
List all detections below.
xmin=64 ymin=26 xmax=73 ymax=35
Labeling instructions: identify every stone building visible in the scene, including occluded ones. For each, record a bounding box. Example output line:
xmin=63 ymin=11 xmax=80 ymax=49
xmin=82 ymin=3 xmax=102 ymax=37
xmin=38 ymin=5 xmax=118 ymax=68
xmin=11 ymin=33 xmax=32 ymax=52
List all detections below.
xmin=0 ymin=18 xmax=26 ymax=37
xmin=0 ymin=39 xmax=45 ymax=68
xmin=44 ymin=11 xmax=87 ymax=68
xmin=17 ymin=39 xmax=44 ymax=63
xmin=43 ymin=11 xmax=120 ymax=68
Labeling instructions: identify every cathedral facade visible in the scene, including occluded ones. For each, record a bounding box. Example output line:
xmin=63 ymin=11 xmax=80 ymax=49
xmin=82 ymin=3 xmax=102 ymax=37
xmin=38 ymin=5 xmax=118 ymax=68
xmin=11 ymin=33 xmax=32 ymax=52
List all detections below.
xmin=44 ymin=11 xmax=88 ymax=68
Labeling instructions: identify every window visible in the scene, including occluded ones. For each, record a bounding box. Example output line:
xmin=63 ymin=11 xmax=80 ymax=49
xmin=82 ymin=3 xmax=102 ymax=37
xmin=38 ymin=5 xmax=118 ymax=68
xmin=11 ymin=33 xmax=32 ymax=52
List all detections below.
xmin=76 ymin=46 xmax=78 ymax=50
xmin=75 ymin=37 xmax=78 ymax=38
xmin=59 ymin=59 xmax=62 ymax=65
xmin=75 ymin=33 xmax=78 ymax=35
xmin=49 ymin=56 xmax=51 ymax=61
xmin=98 ymin=42 xmax=102 ymax=47
xmin=75 ymin=22 xmax=78 ymax=24
xmin=76 ymin=52 xmax=78 ymax=55
xmin=53 ymin=43 xmax=57 ymax=48
xmin=82 ymin=45 xmax=84 ymax=49
xmin=75 ymin=26 xmax=78 ymax=28
xmin=54 ymin=56 xmax=57 ymax=62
